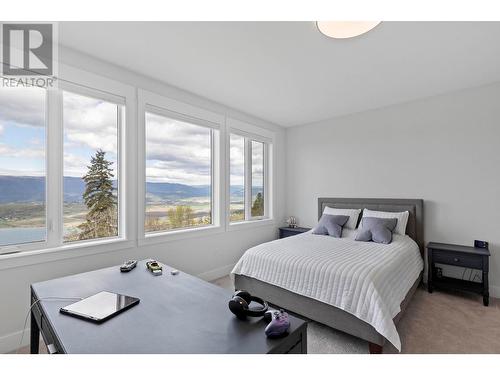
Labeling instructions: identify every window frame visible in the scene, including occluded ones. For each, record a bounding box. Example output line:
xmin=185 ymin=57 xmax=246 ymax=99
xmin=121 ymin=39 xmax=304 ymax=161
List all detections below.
xmin=226 ymin=118 xmax=274 ymax=231
xmin=0 ymin=64 xmax=136 ymax=255
xmin=137 ymin=89 xmax=225 ymax=245
xmin=60 ymin=82 xmax=125 ymax=245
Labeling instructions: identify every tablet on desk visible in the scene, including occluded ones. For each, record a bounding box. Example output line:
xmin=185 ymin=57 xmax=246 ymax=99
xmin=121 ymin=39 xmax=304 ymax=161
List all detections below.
xmin=60 ymin=291 xmax=140 ymax=323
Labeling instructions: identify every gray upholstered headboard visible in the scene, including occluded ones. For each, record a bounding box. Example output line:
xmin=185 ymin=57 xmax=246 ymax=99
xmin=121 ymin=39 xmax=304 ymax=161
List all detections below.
xmin=318 ymin=198 xmax=424 ymax=257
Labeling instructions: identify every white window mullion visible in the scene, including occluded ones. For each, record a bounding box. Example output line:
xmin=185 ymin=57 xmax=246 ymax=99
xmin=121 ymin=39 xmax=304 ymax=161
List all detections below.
xmin=117 ymin=105 xmax=125 ymax=240
xmin=46 ymin=88 xmax=63 ymax=248
xmin=137 ymin=102 xmax=146 ymax=240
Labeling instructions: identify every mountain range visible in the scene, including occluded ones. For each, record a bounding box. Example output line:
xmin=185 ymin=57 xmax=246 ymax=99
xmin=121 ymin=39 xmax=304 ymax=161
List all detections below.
xmin=0 ymin=176 xmax=246 ymax=204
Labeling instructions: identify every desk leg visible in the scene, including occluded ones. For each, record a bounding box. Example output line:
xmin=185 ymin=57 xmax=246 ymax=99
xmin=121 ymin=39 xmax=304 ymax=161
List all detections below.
xmin=30 ymin=305 xmax=40 ymax=354
xmin=301 ymin=325 xmax=308 ymax=354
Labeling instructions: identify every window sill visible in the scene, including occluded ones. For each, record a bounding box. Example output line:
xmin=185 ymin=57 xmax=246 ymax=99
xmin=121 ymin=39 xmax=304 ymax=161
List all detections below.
xmin=0 ymin=219 xmax=277 ymax=271
xmin=138 ymin=224 xmax=225 ymax=247
xmin=0 ymin=238 xmax=134 ymax=271
xmin=226 ymin=218 xmax=276 ymax=232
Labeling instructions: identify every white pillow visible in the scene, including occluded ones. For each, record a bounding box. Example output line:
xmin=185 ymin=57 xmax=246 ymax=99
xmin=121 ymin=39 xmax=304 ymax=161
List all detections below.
xmin=361 ymin=209 xmax=409 ymax=236
xmin=323 ymin=207 xmax=361 ymax=230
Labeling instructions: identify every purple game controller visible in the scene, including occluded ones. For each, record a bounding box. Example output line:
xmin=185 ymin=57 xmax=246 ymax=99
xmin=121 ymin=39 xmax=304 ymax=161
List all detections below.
xmin=264 ymin=309 xmax=290 ymax=338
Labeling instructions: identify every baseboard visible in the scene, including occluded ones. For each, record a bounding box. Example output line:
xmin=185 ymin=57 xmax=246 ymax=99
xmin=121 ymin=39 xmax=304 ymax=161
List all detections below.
xmin=0 ymin=328 xmax=31 ymax=354
xmin=196 ymin=263 xmax=235 ymax=282
xmin=489 ymin=284 xmax=500 ymax=298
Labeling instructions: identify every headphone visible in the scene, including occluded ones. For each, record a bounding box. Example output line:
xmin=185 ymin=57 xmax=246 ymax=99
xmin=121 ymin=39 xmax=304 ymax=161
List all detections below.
xmin=228 ymin=290 xmax=268 ymax=319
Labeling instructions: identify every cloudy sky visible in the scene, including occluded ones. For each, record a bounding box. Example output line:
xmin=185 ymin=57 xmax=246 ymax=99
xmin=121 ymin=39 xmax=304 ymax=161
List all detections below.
xmin=0 ymin=87 xmax=260 ymax=189
xmin=0 ymin=87 xmax=46 ymax=176
xmin=145 ymin=112 xmax=212 ymax=186
xmin=0 ymin=88 xmax=120 ymax=182
xmin=230 ymin=133 xmax=244 ymax=187
xmin=251 ymin=140 xmax=264 ymax=191
xmin=63 ymin=91 xmax=118 ymax=179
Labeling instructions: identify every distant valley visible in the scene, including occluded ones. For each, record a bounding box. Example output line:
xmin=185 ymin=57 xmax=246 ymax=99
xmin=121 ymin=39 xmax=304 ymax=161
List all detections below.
xmin=0 ymin=176 xmax=245 ymax=203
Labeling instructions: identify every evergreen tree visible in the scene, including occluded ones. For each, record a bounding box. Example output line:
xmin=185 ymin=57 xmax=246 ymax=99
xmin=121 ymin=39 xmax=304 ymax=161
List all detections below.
xmin=78 ymin=149 xmax=117 ymax=240
xmin=251 ymin=192 xmax=264 ymax=216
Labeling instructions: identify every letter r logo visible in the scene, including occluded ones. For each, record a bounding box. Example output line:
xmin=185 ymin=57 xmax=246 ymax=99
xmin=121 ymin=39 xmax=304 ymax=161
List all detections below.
xmin=2 ymin=23 xmax=53 ymax=76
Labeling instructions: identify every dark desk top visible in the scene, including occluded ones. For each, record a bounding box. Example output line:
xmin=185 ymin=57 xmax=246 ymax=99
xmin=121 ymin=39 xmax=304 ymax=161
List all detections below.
xmin=427 ymin=242 xmax=490 ymax=256
xmin=31 ymin=260 xmax=306 ymax=354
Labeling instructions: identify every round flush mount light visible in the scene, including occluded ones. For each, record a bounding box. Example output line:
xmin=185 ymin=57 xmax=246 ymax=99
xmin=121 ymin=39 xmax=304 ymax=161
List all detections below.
xmin=316 ymin=21 xmax=381 ymax=39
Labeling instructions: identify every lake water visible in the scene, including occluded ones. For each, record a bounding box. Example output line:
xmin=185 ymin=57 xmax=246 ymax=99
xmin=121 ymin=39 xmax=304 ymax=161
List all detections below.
xmin=0 ymin=227 xmax=46 ymax=247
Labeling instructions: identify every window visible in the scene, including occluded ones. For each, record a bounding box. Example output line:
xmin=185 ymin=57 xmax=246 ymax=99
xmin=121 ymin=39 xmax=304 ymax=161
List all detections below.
xmin=63 ymin=90 xmax=122 ymax=242
xmin=144 ymin=111 xmax=214 ymax=233
xmin=229 ymin=132 xmax=270 ymax=223
xmin=0 ymin=87 xmax=46 ymax=247
xmin=0 ymin=72 xmax=131 ymax=256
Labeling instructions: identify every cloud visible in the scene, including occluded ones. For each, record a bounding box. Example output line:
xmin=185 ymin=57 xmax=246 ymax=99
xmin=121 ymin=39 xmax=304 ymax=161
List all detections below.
xmin=0 ymin=143 xmax=44 ymax=159
xmin=0 ymin=89 xmax=260 ymax=186
xmin=0 ymin=167 xmax=44 ymax=176
xmin=145 ymin=112 xmax=212 ymax=184
xmin=64 ymin=152 xmax=93 ymax=177
xmin=229 ymin=134 xmax=244 ymax=185
xmin=0 ymin=87 xmax=45 ymax=128
xmin=63 ymin=91 xmax=118 ymax=154
xmin=251 ymin=141 xmax=264 ymax=186
xmin=146 ymin=164 xmax=210 ymax=185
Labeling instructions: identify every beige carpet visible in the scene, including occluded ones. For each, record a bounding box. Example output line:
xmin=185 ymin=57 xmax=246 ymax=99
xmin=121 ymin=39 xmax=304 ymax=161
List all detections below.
xmin=213 ymin=275 xmax=500 ymax=354
xmin=13 ymin=275 xmax=500 ymax=354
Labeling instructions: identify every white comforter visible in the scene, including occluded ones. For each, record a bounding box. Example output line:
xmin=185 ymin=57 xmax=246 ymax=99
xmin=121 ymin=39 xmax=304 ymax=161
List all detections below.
xmin=231 ymin=230 xmax=423 ymax=350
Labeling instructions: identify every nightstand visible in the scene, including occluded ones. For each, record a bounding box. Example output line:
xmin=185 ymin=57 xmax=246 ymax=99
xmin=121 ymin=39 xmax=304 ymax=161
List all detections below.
xmin=279 ymin=227 xmax=311 ymax=239
xmin=427 ymin=242 xmax=490 ymax=306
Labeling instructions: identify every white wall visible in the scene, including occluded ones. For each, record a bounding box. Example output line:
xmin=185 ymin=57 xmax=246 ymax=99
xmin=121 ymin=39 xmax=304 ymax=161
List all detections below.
xmin=0 ymin=47 xmax=287 ymax=353
xmin=286 ymin=82 xmax=500 ymax=297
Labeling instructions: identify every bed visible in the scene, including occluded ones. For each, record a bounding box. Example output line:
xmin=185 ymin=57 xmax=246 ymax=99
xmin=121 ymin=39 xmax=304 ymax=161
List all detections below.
xmin=232 ymin=198 xmax=424 ymax=353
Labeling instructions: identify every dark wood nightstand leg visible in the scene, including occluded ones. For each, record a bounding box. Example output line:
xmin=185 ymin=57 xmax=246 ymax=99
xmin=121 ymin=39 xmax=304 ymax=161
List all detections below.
xmin=427 ymin=249 xmax=433 ymax=293
xmin=483 ymin=271 xmax=489 ymax=306
xmin=483 ymin=295 xmax=489 ymax=307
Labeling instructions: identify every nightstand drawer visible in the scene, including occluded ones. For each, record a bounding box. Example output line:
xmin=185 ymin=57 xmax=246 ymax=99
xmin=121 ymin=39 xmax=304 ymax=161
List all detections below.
xmin=280 ymin=230 xmax=298 ymax=238
xmin=433 ymin=250 xmax=483 ymax=269
xmin=279 ymin=227 xmax=311 ymax=239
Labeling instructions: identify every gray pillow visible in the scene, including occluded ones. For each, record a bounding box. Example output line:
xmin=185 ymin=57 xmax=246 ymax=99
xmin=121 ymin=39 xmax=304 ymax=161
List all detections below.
xmin=312 ymin=214 xmax=349 ymax=238
xmin=355 ymin=217 xmax=397 ymax=244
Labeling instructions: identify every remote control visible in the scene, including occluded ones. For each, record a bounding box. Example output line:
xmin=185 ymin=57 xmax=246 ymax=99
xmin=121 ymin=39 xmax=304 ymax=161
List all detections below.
xmin=264 ymin=309 xmax=290 ymax=338
xmin=120 ymin=260 xmax=137 ymax=272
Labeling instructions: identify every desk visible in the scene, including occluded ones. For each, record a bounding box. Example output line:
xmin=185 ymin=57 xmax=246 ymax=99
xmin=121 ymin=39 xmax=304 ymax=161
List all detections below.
xmin=30 ymin=260 xmax=307 ymax=353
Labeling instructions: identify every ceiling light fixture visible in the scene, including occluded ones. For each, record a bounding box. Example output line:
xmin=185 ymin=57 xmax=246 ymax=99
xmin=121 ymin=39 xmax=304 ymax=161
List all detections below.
xmin=316 ymin=21 xmax=381 ymax=39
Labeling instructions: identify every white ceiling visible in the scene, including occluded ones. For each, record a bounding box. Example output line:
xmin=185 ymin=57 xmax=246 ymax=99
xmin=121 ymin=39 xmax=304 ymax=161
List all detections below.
xmin=60 ymin=22 xmax=500 ymax=127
